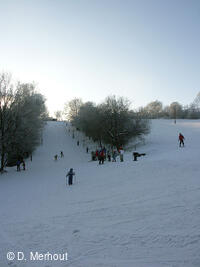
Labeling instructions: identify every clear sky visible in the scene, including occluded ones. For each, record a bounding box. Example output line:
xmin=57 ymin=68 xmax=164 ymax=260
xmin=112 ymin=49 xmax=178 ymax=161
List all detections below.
xmin=1 ymin=0 xmax=200 ymax=114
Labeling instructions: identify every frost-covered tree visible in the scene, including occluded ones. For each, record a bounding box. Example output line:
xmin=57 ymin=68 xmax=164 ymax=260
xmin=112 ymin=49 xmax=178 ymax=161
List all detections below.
xmin=145 ymin=100 xmax=163 ymax=118
xmin=64 ymin=98 xmax=83 ymax=123
xmin=0 ymin=73 xmax=16 ymax=171
xmin=6 ymin=82 xmax=47 ymax=166
xmin=193 ymin=92 xmax=200 ymax=110
xmin=169 ymin=102 xmax=183 ymax=123
xmin=187 ymin=92 xmax=200 ymax=119
xmin=0 ymin=73 xmax=47 ymax=171
xmin=54 ymin=110 xmax=62 ymax=121
xmin=72 ymin=96 xmax=150 ymax=149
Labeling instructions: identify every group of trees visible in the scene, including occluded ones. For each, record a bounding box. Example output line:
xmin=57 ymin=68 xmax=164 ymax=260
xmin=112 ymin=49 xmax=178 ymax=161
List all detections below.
xmin=137 ymin=93 xmax=200 ymax=120
xmin=64 ymin=96 xmax=150 ymax=149
xmin=0 ymin=72 xmax=47 ymax=172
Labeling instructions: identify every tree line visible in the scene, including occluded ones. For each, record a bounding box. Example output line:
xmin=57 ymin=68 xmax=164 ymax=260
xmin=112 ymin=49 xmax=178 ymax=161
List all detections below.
xmin=136 ymin=92 xmax=200 ymax=120
xmin=0 ymin=72 xmax=48 ymax=172
xmin=64 ymin=96 xmax=150 ymax=149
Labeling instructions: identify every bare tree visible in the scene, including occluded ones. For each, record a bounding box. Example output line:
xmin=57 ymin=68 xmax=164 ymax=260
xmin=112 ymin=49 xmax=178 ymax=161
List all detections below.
xmin=0 ymin=73 xmax=47 ymax=171
xmin=169 ymin=102 xmax=183 ymax=123
xmin=54 ymin=110 xmax=62 ymax=121
xmin=0 ymin=73 xmax=16 ymax=171
xmin=71 ymin=95 xmax=150 ymax=149
xmin=146 ymin=100 xmax=163 ymax=118
xmin=64 ymin=98 xmax=83 ymax=122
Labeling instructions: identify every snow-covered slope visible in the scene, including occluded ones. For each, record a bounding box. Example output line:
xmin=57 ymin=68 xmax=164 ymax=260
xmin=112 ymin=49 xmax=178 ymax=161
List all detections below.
xmin=0 ymin=120 xmax=200 ymax=267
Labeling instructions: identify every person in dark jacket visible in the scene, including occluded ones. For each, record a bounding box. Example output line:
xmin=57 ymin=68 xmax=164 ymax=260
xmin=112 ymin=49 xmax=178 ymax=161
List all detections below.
xmin=179 ymin=133 xmax=185 ymax=147
xmin=16 ymin=160 xmax=21 ymax=171
xmin=107 ymin=150 xmax=111 ymax=162
xmin=66 ymin=168 xmax=75 ymax=185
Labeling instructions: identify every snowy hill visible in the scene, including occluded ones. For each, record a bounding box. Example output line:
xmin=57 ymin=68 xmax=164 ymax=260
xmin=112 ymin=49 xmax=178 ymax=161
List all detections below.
xmin=0 ymin=120 xmax=200 ymax=267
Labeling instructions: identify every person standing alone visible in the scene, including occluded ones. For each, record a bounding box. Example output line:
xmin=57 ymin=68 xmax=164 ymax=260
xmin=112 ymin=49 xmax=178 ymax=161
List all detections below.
xmin=179 ymin=133 xmax=185 ymax=147
xmin=66 ymin=168 xmax=75 ymax=186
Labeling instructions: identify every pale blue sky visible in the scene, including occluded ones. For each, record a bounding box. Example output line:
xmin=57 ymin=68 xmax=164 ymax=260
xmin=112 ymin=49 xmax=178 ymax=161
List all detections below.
xmin=1 ymin=0 xmax=200 ymax=114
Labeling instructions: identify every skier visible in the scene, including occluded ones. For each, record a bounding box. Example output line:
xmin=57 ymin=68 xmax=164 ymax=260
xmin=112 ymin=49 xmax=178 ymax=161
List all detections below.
xmin=77 ymin=140 xmax=79 ymax=146
xmin=16 ymin=160 xmax=21 ymax=171
xmin=66 ymin=168 xmax=75 ymax=186
xmin=86 ymin=147 xmax=89 ymax=153
xmin=54 ymin=154 xmax=58 ymax=161
xmin=179 ymin=133 xmax=185 ymax=147
xmin=60 ymin=151 xmax=64 ymax=158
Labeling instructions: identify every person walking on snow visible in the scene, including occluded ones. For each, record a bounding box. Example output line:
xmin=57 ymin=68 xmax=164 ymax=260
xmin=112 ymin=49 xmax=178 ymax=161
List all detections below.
xmin=179 ymin=133 xmax=185 ymax=147
xmin=107 ymin=150 xmax=111 ymax=162
xmin=99 ymin=150 xmax=104 ymax=164
xmin=60 ymin=151 xmax=64 ymax=157
xmin=119 ymin=148 xmax=124 ymax=162
xmin=66 ymin=168 xmax=75 ymax=185
xmin=112 ymin=150 xmax=117 ymax=162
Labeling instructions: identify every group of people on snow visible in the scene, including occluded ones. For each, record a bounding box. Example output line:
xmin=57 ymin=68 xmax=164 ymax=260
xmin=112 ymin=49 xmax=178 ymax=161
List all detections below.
xmin=65 ymin=132 xmax=185 ymax=186
xmin=90 ymin=133 xmax=185 ymax=164
xmin=91 ymin=147 xmax=124 ymax=164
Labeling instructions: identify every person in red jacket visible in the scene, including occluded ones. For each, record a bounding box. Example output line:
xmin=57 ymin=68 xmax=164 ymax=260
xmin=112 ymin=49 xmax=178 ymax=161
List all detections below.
xmin=179 ymin=133 xmax=185 ymax=147
xmin=99 ymin=150 xmax=105 ymax=165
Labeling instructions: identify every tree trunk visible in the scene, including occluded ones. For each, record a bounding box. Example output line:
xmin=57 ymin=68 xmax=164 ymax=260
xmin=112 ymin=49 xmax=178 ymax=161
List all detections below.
xmin=0 ymin=147 xmax=5 ymax=172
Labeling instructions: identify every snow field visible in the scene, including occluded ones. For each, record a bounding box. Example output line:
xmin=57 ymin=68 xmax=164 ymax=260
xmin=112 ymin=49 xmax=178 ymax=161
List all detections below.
xmin=0 ymin=120 xmax=200 ymax=267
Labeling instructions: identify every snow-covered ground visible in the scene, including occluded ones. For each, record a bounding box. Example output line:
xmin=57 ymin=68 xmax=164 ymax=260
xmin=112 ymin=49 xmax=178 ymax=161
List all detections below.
xmin=0 ymin=119 xmax=200 ymax=267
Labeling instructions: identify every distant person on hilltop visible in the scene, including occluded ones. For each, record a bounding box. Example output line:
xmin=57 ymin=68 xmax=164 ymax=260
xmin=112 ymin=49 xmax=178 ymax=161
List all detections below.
xmin=179 ymin=133 xmax=185 ymax=147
